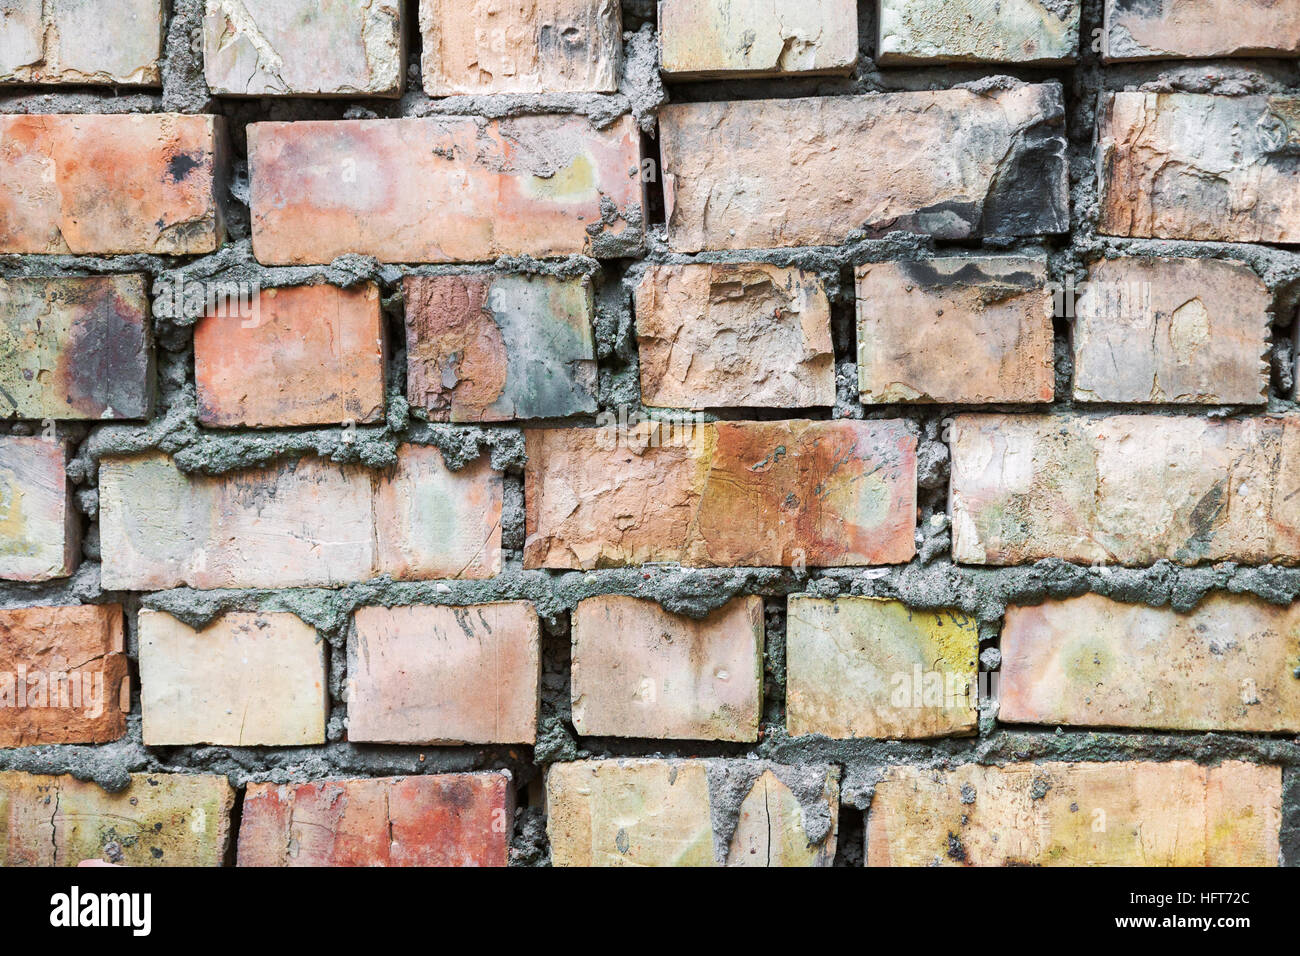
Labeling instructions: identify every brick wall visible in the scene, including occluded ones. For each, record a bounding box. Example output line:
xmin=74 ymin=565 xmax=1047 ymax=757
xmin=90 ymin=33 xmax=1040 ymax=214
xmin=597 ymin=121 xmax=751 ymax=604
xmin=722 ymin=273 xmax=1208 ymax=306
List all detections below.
xmin=0 ymin=0 xmax=1298 ymax=868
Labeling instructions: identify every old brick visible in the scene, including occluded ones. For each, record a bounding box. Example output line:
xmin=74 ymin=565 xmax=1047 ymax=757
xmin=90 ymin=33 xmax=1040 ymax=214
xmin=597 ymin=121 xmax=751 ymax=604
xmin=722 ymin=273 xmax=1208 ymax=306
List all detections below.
xmin=0 ymin=771 xmax=235 ymax=866
xmin=99 ymin=445 xmax=502 ymax=590
xmin=404 ymin=274 xmax=596 ymax=422
xmin=347 ymin=603 xmax=540 ymax=745
xmin=547 ymin=759 xmax=839 ymax=866
xmin=238 ymin=773 xmax=513 ymax=866
xmin=658 ymin=0 xmax=856 ymax=78
xmin=950 ymin=414 xmax=1300 ymax=566
xmin=1072 ymin=257 xmax=1270 ymax=405
xmin=856 ymin=257 xmax=1054 ymax=405
xmin=1002 ymin=593 xmax=1300 ymax=732
xmin=659 ymin=84 xmax=1068 ymax=252
xmin=0 ymin=275 xmax=153 ymax=421
xmin=0 ymin=113 xmax=226 ymax=255
xmin=570 ymin=595 xmax=763 ymax=741
xmin=139 ymin=609 xmax=327 ymax=747
xmin=524 ymin=419 xmax=916 ymax=569
xmin=0 ymin=436 xmax=78 ymax=582
xmin=195 ymin=283 xmax=386 ymax=428
xmin=249 ymin=114 xmax=643 ymax=265
xmin=866 ymin=761 xmax=1280 ymax=866
xmin=0 ymin=605 xmax=128 ymax=748
xmin=786 ymin=596 xmax=978 ymax=739
xmin=1100 ymin=92 xmax=1300 ymax=243
xmin=635 ymin=263 xmax=835 ymax=410
xmin=420 ymin=0 xmax=620 ymax=94
xmin=1104 ymin=0 xmax=1300 ymax=61
xmin=203 ymin=0 xmax=403 ymax=96
xmin=0 ymin=0 xmax=164 ymax=85
xmin=878 ymin=0 xmax=1078 ymax=65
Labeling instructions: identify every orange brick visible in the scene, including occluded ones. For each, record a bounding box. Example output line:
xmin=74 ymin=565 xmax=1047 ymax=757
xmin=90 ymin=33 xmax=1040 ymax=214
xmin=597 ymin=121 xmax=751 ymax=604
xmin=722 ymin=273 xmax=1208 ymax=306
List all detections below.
xmin=0 ymin=605 xmax=128 ymax=747
xmin=195 ymin=283 xmax=386 ymax=428
xmin=237 ymin=773 xmax=513 ymax=866
xmin=249 ymin=115 xmax=643 ymax=264
xmin=0 ymin=436 xmax=78 ymax=582
xmin=524 ymin=419 xmax=916 ymax=569
xmin=1103 ymin=0 xmax=1300 ymax=60
xmin=570 ymin=595 xmax=763 ymax=741
xmin=0 ymin=113 xmax=226 ymax=255
xmin=348 ymin=603 xmax=540 ymax=745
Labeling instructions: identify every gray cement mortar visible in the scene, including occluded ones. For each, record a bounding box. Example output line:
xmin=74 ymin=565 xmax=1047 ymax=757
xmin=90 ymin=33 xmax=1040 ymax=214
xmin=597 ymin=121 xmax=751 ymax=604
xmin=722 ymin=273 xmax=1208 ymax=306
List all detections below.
xmin=1 ymin=0 xmax=1299 ymax=865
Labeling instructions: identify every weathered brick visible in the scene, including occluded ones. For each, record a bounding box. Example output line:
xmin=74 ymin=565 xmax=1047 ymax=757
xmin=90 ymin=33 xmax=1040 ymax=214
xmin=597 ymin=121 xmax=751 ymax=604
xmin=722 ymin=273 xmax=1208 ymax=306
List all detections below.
xmin=635 ymin=263 xmax=835 ymax=410
xmin=950 ymin=414 xmax=1300 ymax=566
xmin=659 ymin=84 xmax=1068 ymax=252
xmin=420 ymin=0 xmax=620 ymax=94
xmin=249 ymin=115 xmax=643 ymax=265
xmin=203 ymin=0 xmax=403 ymax=97
xmin=524 ymin=419 xmax=916 ymax=569
xmin=1104 ymin=0 xmax=1300 ymax=61
xmin=1002 ymin=593 xmax=1300 ymax=732
xmin=786 ymin=596 xmax=978 ymax=739
xmin=878 ymin=0 xmax=1079 ymax=64
xmin=866 ymin=761 xmax=1280 ymax=866
xmin=0 ymin=275 xmax=153 ymax=421
xmin=0 ymin=113 xmax=226 ymax=255
xmin=658 ymin=0 xmax=857 ymax=78
xmin=139 ymin=609 xmax=327 ymax=746
xmin=1072 ymin=257 xmax=1270 ymax=405
xmin=856 ymin=257 xmax=1054 ymax=405
xmin=0 ymin=605 xmax=128 ymax=748
xmin=1099 ymin=92 xmax=1300 ymax=243
xmin=0 ymin=0 xmax=164 ymax=85
xmin=237 ymin=773 xmax=513 ymax=866
xmin=195 ymin=283 xmax=386 ymax=428
xmin=547 ymin=759 xmax=839 ymax=866
xmin=0 ymin=436 xmax=78 ymax=582
xmin=347 ymin=603 xmax=540 ymax=745
xmin=404 ymin=274 xmax=596 ymax=422
xmin=570 ymin=595 xmax=763 ymax=741
xmin=0 ymin=771 xmax=235 ymax=866
xmin=99 ymin=445 xmax=502 ymax=590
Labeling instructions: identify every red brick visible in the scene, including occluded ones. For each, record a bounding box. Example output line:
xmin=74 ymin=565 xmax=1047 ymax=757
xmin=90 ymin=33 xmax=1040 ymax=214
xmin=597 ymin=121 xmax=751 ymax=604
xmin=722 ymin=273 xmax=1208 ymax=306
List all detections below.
xmin=249 ymin=115 xmax=643 ymax=265
xmin=0 ymin=605 xmax=129 ymax=747
xmin=950 ymin=414 xmax=1300 ymax=566
xmin=0 ymin=771 xmax=235 ymax=866
xmin=1001 ymin=593 xmax=1300 ymax=732
xmin=421 ymin=0 xmax=621 ymax=94
xmin=0 ymin=436 xmax=78 ymax=582
xmin=0 ymin=113 xmax=226 ymax=255
xmin=195 ymin=283 xmax=386 ymax=428
xmin=856 ymin=257 xmax=1054 ymax=404
xmin=659 ymin=85 xmax=1068 ymax=252
xmin=237 ymin=773 xmax=513 ymax=866
xmin=867 ymin=761 xmax=1281 ymax=866
xmin=99 ymin=445 xmax=502 ymax=590
xmin=347 ymin=603 xmax=540 ymax=745
xmin=1103 ymin=0 xmax=1300 ymax=61
xmin=0 ymin=275 xmax=154 ymax=420
xmin=403 ymin=273 xmax=597 ymax=422
xmin=524 ymin=419 xmax=916 ymax=569
xmin=570 ymin=595 xmax=763 ymax=741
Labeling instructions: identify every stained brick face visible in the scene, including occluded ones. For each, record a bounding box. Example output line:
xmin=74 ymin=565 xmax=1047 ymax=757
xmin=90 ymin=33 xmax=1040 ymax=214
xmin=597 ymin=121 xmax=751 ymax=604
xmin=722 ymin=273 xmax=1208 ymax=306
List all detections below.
xmin=0 ymin=771 xmax=235 ymax=866
xmin=0 ymin=605 xmax=129 ymax=748
xmin=867 ymin=761 xmax=1281 ymax=866
xmin=0 ymin=113 xmax=226 ymax=255
xmin=0 ymin=0 xmax=165 ymax=85
xmin=248 ymin=115 xmax=643 ymax=264
xmin=0 ymin=437 xmax=78 ymax=582
xmin=1103 ymin=0 xmax=1300 ymax=60
xmin=195 ymin=283 xmax=386 ymax=428
xmin=878 ymin=0 xmax=1080 ymax=64
xmin=237 ymin=773 xmax=513 ymax=866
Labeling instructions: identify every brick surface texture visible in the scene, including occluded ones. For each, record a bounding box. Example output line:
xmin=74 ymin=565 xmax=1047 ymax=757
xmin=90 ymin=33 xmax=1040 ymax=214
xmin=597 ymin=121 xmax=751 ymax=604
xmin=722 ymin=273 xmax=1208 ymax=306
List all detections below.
xmin=0 ymin=0 xmax=1297 ymax=873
